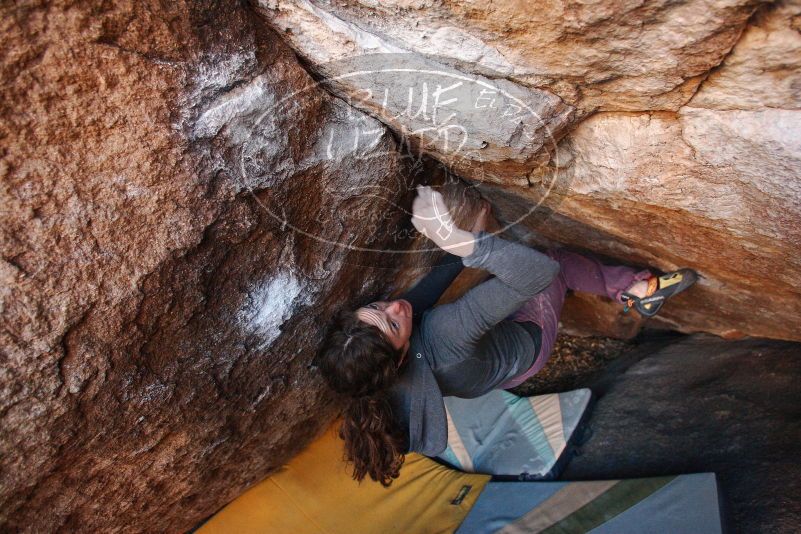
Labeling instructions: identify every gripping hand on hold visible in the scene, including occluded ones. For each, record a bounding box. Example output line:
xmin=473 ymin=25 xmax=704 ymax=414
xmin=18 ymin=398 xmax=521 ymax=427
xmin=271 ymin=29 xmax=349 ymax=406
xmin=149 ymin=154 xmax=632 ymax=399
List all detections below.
xmin=411 ymin=186 xmax=454 ymax=240
xmin=411 ymin=185 xmax=476 ymax=257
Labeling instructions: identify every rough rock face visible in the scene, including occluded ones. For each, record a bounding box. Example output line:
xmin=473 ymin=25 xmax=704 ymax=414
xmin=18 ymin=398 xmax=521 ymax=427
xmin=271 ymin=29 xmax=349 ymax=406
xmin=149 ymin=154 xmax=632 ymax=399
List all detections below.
xmin=3 ymin=0 xmax=800 ymax=531
xmin=563 ymin=334 xmax=801 ymax=533
xmin=0 ymin=1 xmax=423 ymax=531
xmin=259 ymin=0 xmax=801 ymax=341
xmin=257 ymin=1 xmax=578 ymax=184
xmin=259 ymin=0 xmax=765 ymax=113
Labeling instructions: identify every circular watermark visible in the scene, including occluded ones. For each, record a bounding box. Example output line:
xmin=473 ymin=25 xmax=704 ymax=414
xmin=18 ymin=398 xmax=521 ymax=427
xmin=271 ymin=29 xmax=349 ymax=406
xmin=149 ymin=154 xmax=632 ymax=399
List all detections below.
xmin=236 ymin=53 xmax=569 ymax=262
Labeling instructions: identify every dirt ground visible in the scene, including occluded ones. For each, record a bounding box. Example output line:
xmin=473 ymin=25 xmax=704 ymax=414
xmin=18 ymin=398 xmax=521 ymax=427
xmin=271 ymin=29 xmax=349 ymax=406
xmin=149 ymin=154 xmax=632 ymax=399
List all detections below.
xmin=511 ymin=334 xmax=633 ymax=396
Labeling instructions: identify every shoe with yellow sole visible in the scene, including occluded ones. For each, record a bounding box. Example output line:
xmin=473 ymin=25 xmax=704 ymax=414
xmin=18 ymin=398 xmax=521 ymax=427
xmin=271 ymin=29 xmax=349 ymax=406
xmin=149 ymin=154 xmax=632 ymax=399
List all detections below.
xmin=621 ymin=269 xmax=699 ymax=317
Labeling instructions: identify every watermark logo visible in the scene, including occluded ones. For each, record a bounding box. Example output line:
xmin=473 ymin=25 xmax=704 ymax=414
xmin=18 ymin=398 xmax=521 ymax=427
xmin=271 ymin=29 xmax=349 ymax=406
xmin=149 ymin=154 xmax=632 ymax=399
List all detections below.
xmin=235 ymin=53 xmax=569 ymax=260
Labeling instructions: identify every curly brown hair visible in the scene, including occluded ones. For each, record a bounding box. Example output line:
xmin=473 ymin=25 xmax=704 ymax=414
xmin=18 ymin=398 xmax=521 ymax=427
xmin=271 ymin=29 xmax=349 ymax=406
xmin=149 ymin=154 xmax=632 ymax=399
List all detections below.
xmin=317 ymin=309 xmax=407 ymax=486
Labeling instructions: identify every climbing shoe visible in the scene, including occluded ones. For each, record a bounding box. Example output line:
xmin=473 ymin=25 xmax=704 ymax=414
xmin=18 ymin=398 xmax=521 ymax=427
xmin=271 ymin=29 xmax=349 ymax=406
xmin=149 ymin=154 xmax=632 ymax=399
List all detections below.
xmin=621 ymin=268 xmax=698 ymax=317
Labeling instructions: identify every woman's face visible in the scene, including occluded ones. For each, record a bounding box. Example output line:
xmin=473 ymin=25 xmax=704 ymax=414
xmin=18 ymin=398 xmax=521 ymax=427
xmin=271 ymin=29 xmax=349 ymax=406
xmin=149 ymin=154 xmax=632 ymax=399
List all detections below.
xmin=356 ymin=299 xmax=413 ymax=354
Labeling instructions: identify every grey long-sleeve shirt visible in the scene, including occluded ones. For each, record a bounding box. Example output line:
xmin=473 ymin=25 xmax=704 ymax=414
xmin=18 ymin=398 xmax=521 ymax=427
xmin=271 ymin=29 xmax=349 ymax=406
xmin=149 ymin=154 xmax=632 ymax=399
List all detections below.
xmin=388 ymin=231 xmax=560 ymax=455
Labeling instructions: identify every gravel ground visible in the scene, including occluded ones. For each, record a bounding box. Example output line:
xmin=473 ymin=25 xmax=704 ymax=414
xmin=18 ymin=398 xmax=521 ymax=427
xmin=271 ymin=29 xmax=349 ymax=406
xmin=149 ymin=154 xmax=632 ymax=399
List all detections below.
xmin=511 ymin=333 xmax=633 ymax=396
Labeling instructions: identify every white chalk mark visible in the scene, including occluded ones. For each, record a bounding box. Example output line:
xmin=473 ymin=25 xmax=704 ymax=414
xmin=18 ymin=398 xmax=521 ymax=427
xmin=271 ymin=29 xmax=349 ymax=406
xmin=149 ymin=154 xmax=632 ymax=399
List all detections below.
xmin=238 ymin=272 xmax=308 ymax=349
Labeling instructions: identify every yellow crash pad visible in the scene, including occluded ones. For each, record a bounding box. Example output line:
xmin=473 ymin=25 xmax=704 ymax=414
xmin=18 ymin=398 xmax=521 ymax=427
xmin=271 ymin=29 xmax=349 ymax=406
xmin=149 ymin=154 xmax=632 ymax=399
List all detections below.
xmin=198 ymin=422 xmax=490 ymax=534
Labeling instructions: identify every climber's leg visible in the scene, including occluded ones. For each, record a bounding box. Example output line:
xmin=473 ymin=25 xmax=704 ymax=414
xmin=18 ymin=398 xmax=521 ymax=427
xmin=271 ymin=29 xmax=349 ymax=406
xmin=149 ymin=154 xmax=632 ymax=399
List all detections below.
xmin=502 ymin=252 xmax=569 ymax=388
xmin=547 ymin=248 xmax=653 ymax=304
xmin=501 ymin=249 xmax=650 ymax=389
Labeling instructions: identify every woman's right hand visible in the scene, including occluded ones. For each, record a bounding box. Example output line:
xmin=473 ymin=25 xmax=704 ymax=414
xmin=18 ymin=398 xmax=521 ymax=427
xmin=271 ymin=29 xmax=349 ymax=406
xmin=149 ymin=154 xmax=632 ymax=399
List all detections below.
xmin=411 ymin=186 xmax=454 ymax=241
xmin=412 ymin=186 xmax=476 ymax=257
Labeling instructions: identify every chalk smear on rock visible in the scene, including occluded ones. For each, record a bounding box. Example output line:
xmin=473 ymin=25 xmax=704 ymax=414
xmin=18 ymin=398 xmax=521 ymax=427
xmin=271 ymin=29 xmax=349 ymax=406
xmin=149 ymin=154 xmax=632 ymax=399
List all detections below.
xmin=239 ymin=271 xmax=309 ymax=349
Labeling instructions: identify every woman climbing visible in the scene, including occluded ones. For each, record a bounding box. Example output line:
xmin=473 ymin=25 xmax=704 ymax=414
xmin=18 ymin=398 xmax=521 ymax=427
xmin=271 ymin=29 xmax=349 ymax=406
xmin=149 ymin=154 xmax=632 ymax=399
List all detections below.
xmin=316 ymin=186 xmax=698 ymax=486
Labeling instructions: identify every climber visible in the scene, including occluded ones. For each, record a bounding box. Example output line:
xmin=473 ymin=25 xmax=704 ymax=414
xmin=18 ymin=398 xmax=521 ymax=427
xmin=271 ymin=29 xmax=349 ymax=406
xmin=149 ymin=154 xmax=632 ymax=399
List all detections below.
xmin=316 ymin=186 xmax=698 ymax=486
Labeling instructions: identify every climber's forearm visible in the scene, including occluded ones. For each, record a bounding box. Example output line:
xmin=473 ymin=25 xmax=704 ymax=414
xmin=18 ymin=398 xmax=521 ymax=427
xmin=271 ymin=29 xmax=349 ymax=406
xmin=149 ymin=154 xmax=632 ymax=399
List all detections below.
xmin=401 ymin=252 xmax=464 ymax=320
xmin=428 ymin=227 xmax=476 ymax=258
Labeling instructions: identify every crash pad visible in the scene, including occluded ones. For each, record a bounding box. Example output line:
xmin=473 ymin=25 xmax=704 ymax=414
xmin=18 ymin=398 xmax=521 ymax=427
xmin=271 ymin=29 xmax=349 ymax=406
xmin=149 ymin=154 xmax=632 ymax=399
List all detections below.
xmin=457 ymin=473 xmax=723 ymax=534
xmin=197 ymin=422 xmax=490 ymax=534
xmin=438 ymin=388 xmax=592 ymax=479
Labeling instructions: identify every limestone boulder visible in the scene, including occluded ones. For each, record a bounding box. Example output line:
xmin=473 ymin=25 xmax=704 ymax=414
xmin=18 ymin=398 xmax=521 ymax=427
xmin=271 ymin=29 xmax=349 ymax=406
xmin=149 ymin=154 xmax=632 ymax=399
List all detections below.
xmin=255 ymin=1 xmax=577 ymax=185
xmin=691 ymin=0 xmax=801 ymax=110
xmin=486 ymin=102 xmax=801 ymax=341
xmin=258 ymin=0 xmax=801 ymax=341
xmin=258 ymin=0 xmax=766 ymax=113
xmin=3 ymin=0 xmax=801 ymax=531
xmin=0 ymin=1 xmax=420 ymax=531
xmin=501 ymin=1 xmax=801 ymax=341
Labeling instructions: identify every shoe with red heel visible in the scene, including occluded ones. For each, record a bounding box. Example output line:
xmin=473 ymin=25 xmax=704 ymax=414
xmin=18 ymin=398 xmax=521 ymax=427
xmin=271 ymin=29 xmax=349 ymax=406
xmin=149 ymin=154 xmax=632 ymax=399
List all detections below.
xmin=621 ymin=268 xmax=699 ymax=317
